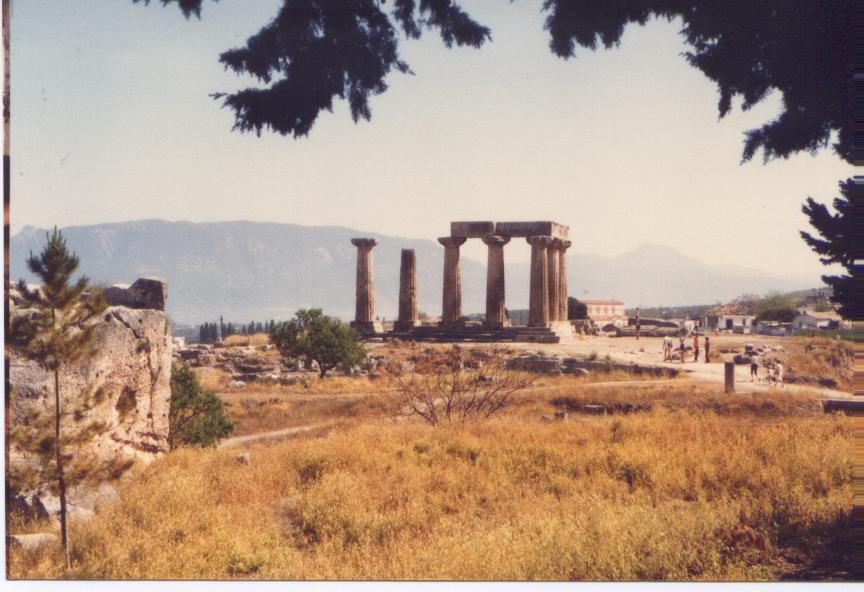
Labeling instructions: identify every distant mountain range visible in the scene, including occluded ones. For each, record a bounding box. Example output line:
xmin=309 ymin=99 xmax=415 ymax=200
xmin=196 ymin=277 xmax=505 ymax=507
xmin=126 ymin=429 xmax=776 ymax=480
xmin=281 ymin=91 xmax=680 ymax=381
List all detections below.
xmin=11 ymin=220 xmax=819 ymax=324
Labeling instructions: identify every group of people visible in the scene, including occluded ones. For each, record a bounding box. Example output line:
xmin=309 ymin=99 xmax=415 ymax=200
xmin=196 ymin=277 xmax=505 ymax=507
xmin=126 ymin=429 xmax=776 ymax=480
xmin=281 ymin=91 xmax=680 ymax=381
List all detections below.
xmin=750 ymin=355 xmax=784 ymax=386
xmin=662 ymin=333 xmax=710 ymax=363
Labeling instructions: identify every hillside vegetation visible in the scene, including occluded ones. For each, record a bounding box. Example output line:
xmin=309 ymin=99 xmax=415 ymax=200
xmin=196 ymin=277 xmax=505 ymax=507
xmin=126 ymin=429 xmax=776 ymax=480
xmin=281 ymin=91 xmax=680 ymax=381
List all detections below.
xmin=9 ymin=385 xmax=852 ymax=580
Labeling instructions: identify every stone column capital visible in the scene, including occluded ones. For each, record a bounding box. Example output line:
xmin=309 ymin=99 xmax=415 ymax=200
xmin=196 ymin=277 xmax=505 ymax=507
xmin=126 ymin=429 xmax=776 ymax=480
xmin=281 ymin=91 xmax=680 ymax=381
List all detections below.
xmin=438 ymin=236 xmax=467 ymax=248
xmin=560 ymin=239 xmax=572 ymax=250
xmin=481 ymin=235 xmax=511 ymax=247
xmin=351 ymin=238 xmax=378 ymax=249
xmin=526 ymin=235 xmax=554 ymax=247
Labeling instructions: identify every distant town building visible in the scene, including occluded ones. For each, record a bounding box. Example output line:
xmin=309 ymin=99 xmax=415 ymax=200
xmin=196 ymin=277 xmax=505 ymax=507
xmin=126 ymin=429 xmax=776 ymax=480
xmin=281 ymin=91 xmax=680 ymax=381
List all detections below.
xmin=792 ymin=310 xmax=848 ymax=331
xmin=583 ymin=299 xmax=626 ymax=325
xmin=704 ymin=304 xmax=756 ymax=333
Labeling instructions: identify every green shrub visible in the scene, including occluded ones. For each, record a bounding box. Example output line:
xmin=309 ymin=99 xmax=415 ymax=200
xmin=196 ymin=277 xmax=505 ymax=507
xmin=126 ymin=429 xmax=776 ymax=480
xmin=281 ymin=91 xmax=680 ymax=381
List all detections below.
xmin=269 ymin=309 xmax=366 ymax=377
xmin=168 ymin=362 xmax=233 ymax=449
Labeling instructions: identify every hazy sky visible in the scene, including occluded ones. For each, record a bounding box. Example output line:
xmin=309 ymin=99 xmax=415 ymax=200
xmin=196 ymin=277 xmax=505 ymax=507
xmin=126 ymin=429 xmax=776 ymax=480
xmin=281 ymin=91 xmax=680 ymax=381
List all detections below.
xmin=11 ymin=1 xmax=849 ymax=275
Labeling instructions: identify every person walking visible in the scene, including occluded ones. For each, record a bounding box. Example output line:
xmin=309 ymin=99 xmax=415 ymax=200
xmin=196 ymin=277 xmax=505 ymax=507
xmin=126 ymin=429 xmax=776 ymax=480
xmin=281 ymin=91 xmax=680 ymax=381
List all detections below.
xmin=776 ymin=361 xmax=784 ymax=388
xmin=750 ymin=353 xmax=759 ymax=381
xmin=678 ymin=334 xmax=686 ymax=364
xmin=704 ymin=336 xmax=711 ymax=362
xmin=693 ymin=334 xmax=700 ymax=363
xmin=662 ymin=335 xmax=673 ymax=361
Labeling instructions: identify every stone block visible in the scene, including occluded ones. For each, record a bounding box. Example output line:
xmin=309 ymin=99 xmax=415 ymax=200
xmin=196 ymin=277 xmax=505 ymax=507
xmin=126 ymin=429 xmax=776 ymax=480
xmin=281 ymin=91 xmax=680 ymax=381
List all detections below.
xmin=7 ymin=533 xmax=58 ymax=550
xmin=582 ymin=404 xmax=608 ymax=415
xmin=495 ymin=221 xmax=569 ymax=239
xmin=450 ymin=221 xmax=495 ymax=238
xmin=505 ymin=356 xmax=561 ymax=373
xmin=105 ymin=277 xmax=168 ymax=310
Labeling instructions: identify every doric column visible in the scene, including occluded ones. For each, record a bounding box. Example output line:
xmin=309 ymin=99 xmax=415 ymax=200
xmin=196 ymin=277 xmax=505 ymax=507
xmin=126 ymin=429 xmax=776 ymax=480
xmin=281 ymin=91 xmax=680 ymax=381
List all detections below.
xmin=527 ymin=236 xmax=553 ymax=327
xmin=559 ymin=239 xmax=571 ymax=320
xmin=482 ymin=235 xmax=510 ymax=328
xmin=395 ymin=249 xmax=418 ymax=331
xmin=350 ymin=238 xmax=378 ymax=333
xmin=547 ymin=239 xmax=561 ymax=321
xmin=438 ymin=236 xmax=467 ymax=327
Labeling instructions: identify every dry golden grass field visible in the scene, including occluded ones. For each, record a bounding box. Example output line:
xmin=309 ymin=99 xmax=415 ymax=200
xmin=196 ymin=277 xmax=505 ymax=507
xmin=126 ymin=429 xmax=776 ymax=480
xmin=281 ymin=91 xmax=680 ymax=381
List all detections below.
xmin=8 ymin=341 xmax=854 ymax=581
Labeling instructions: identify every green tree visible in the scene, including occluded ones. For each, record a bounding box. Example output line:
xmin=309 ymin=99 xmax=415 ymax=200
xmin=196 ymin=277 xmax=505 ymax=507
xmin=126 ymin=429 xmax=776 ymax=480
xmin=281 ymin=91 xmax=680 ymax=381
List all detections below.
xmin=9 ymin=228 xmax=108 ymax=563
xmin=143 ymin=0 xmax=851 ymax=165
xmin=750 ymin=291 xmax=796 ymax=317
xmin=567 ymin=297 xmax=588 ymax=320
xmin=269 ymin=309 xmax=366 ymax=377
xmin=756 ymin=308 xmax=797 ymax=323
xmin=800 ymin=178 xmax=858 ymax=320
xmin=168 ymin=362 xmax=233 ymax=449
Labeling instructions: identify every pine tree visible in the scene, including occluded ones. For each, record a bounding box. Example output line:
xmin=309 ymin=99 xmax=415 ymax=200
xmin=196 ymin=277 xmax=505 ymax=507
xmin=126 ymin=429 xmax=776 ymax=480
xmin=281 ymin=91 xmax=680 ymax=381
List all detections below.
xmin=800 ymin=178 xmax=859 ymax=320
xmin=10 ymin=228 xmax=108 ymax=564
xmin=150 ymin=1 xmax=850 ymax=164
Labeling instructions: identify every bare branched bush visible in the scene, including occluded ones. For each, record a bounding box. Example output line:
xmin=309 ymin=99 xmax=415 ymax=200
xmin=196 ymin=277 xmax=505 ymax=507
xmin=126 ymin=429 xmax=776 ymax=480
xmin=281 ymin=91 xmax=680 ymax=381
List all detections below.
xmin=386 ymin=347 xmax=533 ymax=425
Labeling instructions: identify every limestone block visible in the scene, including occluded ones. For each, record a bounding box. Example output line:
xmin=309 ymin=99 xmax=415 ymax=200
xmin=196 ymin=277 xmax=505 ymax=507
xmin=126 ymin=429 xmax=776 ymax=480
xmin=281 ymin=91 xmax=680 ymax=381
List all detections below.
xmin=105 ymin=277 xmax=168 ymax=311
xmin=450 ymin=221 xmax=496 ymax=238
xmin=496 ymin=221 xmax=569 ymax=239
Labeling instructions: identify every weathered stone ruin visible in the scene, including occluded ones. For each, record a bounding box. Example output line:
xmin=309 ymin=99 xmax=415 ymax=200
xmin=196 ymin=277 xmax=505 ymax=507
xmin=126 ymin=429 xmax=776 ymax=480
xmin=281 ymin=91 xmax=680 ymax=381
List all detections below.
xmin=395 ymin=249 xmax=419 ymax=331
xmin=351 ymin=221 xmax=576 ymax=343
xmin=349 ymin=238 xmax=383 ymax=335
xmin=8 ymin=277 xmax=172 ymax=521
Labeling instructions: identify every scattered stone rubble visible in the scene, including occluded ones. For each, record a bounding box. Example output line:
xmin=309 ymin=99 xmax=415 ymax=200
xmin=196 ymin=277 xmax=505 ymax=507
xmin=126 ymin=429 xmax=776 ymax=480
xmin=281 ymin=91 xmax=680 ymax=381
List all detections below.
xmin=506 ymin=352 xmax=680 ymax=378
xmin=732 ymin=343 xmax=786 ymax=364
xmin=174 ymin=343 xmax=393 ymax=386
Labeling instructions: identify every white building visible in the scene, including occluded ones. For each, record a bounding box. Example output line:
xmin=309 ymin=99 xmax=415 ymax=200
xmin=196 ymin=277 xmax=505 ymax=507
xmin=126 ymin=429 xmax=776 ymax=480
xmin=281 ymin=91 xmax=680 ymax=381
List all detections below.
xmin=583 ymin=299 xmax=626 ymax=326
xmin=792 ymin=311 xmax=846 ymax=331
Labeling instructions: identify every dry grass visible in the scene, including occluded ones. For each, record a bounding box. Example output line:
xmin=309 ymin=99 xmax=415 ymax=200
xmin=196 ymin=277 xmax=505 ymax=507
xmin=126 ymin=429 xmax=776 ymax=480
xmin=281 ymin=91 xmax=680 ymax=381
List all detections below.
xmin=194 ymin=367 xmax=225 ymax=392
xmin=221 ymin=393 xmax=399 ymax=437
xmin=222 ymin=333 xmax=271 ymax=347
xmin=511 ymin=380 xmax=827 ymax=419
xmin=783 ymin=338 xmax=853 ymax=390
xmin=9 ymin=385 xmax=852 ymax=581
xmin=217 ymin=367 xmax=675 ymax=437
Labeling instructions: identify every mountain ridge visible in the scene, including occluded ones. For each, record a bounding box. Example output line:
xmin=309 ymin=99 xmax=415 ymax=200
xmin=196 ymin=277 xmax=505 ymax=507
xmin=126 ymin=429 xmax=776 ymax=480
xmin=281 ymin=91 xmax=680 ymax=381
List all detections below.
xmin=10 ymin=220 xmax=819 ymax=324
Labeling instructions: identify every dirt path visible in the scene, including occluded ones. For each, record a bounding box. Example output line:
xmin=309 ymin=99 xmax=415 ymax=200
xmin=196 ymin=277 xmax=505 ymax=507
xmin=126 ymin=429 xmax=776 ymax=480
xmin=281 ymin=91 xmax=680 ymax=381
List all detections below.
xmin=218 ymin=422 xmax=337 ymax=448
xmin=217 ymin=391 xmax=377 ymax=401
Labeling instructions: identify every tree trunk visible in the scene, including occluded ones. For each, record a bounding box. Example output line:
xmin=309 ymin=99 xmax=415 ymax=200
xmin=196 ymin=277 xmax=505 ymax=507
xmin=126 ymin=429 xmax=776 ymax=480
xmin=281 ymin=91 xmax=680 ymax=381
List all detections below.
xmin=3 ymin=0 xmax=10 ymax=572
xmin=54 ymin=365 xmax=70 ymax=567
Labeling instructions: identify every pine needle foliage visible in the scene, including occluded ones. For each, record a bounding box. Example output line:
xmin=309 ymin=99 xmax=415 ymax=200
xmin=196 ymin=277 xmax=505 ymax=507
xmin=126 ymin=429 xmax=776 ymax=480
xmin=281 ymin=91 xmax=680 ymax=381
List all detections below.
xmin=9 ymin=228 xmax=107 ymax=564
xmin=800 ymin=178 xmax=859 ymax=320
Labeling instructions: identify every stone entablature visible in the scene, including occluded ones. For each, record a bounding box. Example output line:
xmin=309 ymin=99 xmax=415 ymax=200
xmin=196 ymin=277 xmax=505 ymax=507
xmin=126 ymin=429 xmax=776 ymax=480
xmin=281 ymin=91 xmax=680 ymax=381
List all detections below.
xmin=451 ymin=220 xmax=569 ymax=240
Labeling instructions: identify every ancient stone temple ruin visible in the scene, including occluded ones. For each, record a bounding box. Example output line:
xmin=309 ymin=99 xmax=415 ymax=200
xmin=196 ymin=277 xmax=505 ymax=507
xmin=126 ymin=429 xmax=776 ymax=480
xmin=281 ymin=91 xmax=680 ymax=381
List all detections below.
xmin=350 ymin=221 xmax=574 ymax=342
xmin=349 ymin=238 xmax=383 ymax=334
